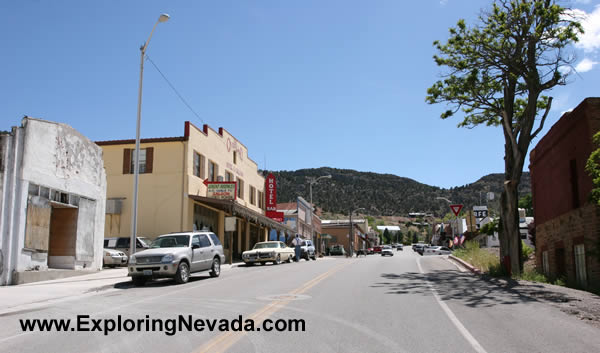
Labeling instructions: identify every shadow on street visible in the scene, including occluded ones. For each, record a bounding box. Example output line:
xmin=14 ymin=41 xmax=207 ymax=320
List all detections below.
xmin=371 ymin=270 xmax=577 ymax=308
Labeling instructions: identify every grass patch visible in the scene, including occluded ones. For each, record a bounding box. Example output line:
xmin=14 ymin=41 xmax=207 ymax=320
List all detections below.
xmin=453 ymin=241 xmax=500 ymax=273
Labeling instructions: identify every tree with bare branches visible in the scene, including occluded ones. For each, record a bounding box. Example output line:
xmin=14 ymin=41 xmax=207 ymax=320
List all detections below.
xmin=426 ymin=0 xmax=582 ymax=274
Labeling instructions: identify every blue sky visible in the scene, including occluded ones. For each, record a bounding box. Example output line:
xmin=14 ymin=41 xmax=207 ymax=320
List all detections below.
xmin=1 ymin=0 xmax=599 ymax=188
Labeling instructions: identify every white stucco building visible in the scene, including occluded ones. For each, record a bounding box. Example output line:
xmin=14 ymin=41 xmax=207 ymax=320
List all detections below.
xmin=0 ymin=117 xmax=106 ymax=285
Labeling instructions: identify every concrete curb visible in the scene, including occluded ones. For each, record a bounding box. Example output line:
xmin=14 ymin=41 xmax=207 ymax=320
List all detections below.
xmin=448 ymin=255 xmax=482 ymax=274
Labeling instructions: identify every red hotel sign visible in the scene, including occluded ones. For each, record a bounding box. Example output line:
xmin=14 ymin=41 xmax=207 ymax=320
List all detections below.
xmin=266 ymin=173 xmax=277 ymax=212
xmin=265 ymin=173 xmax=284 ymax=222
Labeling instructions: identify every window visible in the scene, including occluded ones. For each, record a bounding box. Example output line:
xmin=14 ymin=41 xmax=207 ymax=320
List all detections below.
xmin=208 ymin=161 xmax=218 ymax=181
xmin=258 ymin=191 xmax=264 ymax=209
xmin=237 ymin=178 xmax=244 ymax=199
xmin=199 ymin=234 xmax=211 ymax=248
xmin=225 ymin=171 xmax=234 ymax=182
xmin=250 ymin=186 xmax=256 ymax=205
xmin=233 ymin=151 xmax=237 ymax=165
xmin=192 ymin=235 xmax=200 ymax=247
xmin=209 ymin=233 xmax=221 ymax=246
xmin=116 ymin=238 xmax=129 ymax=248
xmin=574 ymin=244 xmax=587 ymax=287
xmin=542 ymin=251 xmax=549 ymax=276
xmin=194 ymin=152 xmax=205 ymax=179
xmin=123 ymin=148 xmax=153 ymax=174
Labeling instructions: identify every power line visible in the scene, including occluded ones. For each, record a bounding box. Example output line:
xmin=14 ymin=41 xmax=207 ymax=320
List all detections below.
xmin=145 ymin=54 xmax=205 ymax=124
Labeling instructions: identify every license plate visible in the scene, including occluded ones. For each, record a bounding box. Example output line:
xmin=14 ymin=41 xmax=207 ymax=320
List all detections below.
xmin=143 ymin=270 xmax=153 ymax=276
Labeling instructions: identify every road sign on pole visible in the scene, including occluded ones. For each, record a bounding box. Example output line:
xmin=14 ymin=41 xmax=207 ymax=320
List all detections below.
xmin=450 ymin=204 xmax=463 ymax=216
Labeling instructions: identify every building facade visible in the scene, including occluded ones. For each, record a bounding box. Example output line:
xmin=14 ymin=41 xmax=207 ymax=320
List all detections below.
xmin=321 ymin=219 xmax=369 ymax=254
xmin=97 ymin=122 xmax=291 ymax=262
xmin=530 ymin=98 xmax=600 ymax=290
xmin=1 ymin=118 xmax=107 ymax=285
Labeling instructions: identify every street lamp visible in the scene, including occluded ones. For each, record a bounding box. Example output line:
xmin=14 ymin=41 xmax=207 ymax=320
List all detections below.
xmin=130 ymin=13 xmax=170 ymax=256
xmin=349 ymin=207 xmax=365 ymax=257
xmin=308 ymin=175 xmax=331 ymax=254
xmin=435 ymin=197 xmax=455 ymax=246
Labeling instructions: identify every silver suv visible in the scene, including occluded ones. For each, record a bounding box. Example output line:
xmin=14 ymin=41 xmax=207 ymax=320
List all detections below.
xmin=128 ymin=232 xmax=225 ymax=286
xmin=300 ymin=239 xmax=317 ymax=260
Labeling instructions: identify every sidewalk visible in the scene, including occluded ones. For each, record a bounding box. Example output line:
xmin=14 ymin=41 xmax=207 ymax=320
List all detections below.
xmin=0 ymin=263 xmax=243 ymax=315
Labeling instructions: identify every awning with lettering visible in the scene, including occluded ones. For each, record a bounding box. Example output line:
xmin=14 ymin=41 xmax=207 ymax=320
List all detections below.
xmin=188 ymin=195 xmax=294 ymax=234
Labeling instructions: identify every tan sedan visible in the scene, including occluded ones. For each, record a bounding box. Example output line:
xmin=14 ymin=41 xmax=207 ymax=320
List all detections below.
xmin=242 ymin=241 xmax=295 ymax=265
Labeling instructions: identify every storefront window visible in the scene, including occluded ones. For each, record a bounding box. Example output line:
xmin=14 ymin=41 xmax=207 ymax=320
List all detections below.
xmin=193 ymin=204 xmax=219 ymax=235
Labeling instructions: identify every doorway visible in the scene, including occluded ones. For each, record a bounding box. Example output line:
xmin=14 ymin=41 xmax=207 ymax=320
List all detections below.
xmin=48 ymin=205 xmax=78 ymax=269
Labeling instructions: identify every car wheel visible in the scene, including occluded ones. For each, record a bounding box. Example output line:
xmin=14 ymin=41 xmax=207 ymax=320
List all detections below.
xmin=174 ymin=261 xmax=190 ymax=284
xmin=274 ymin=254 xmax=281 ymax=265
xmin=209 ymin=257 xmax=221 ymax=277
xmin=132 ymin=276 xmax=147 ymax=287
xmin=260 ymin=262 xmax=266 ymax=265
xmin=312 ymin=255 xmax=317 ymax=260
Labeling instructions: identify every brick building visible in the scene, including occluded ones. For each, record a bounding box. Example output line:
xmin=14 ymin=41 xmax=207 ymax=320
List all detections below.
xmin=529 ymin=98 xmax=600 ymax=290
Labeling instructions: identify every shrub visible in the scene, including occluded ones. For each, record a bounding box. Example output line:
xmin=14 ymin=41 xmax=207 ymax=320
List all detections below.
xmin=522 ymin=241 xmax=534 ymax=259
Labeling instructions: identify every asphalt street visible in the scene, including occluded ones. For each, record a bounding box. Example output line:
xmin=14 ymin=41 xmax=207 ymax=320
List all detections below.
xmin=1 ymin=250 xmax=600 ymax=353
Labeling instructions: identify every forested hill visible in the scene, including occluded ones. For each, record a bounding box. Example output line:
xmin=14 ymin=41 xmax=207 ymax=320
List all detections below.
xmin=266 ymin=167 xmax=531 ymax=217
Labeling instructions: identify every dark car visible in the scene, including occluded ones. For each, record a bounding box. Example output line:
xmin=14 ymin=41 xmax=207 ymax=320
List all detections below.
xmin=396 ymin=244 xmax=403 ymax=251
xmin=329 ymin=245 xmax=346 ymax=256
xmin=367 ymin=248 xmax=374 ymax=255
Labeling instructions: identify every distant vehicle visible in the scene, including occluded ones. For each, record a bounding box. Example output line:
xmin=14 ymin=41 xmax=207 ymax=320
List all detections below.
xmin=104 ymin=237 xmax=150 ymax=256
xmin=103 ymin=249 xmax=127 ymax=268
xmin=367 ymin=248 xmax=374 ymax=255
xmin=381 ymin=245 xmax=394 ymax=257
xmin=413 ymin=244 xmax=427 ymax=254
xmin=373 ymin=246 xmax=383 ymax=254
xmin=329 ymin=245 xmax=346 ymax=256
xmin=242 ymin=241 xmax=295 ymax=265
xmin=424 ymin=246 xmax=452 ymax=256
xmin=396 ymin=244 xmax=403 ymax=251
xmin=300 ymin=240 xmax=317 ymax=261
xmin=128 ymin=231 xmax=225 ymax=286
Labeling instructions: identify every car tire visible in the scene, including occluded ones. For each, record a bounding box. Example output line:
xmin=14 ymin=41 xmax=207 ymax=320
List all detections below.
xmin=174 ymin=261 xmax=190 ymax=284
xmin=274 ymin=254 xmax=281 ymax=265
xmin=209 ymin=257 xmax=221 ymax=277
xmin=260 ymin=262 xmax=266 ymax=266
xmin=132 ymin=276 xmax=147 ymax=287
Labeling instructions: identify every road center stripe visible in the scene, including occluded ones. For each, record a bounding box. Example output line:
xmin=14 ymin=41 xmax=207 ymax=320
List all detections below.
xmin=417 ymin=257 xmax=488 ymax=353
xmin=193 ymin=261 xmax=352 ymax=353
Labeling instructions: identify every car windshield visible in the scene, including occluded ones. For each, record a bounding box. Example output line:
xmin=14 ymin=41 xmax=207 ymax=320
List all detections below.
xmin=253 ymin=243 xmax=278 ymax=249
xmin=151 ymin=235 xmax=190 ymax=248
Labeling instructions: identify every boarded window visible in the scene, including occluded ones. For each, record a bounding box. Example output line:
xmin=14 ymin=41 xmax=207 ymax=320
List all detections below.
xmin=574 ymin=244 xmax=587 ymax=288
xmin=24 ymin=197 xmax=51 ymax=251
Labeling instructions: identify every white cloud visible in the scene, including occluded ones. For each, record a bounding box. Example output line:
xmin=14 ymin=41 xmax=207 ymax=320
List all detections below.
xmin=575 ymin=57 xmax=599 ymax=72
xmin=570 ymin=5 xmax=600 ymax=53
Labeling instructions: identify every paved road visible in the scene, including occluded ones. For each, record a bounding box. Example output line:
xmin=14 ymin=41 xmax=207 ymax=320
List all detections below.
xmin=1 ymin=250 xmax=600 ymax=353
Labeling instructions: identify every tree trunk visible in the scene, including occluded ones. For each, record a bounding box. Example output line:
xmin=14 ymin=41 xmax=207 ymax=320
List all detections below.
xmin=500 ymin=182 xmax=521 ymax=275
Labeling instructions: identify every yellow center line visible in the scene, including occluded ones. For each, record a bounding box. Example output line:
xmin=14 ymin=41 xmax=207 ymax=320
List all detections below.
xmin=193 ymin=261 xmax=353 ymax=353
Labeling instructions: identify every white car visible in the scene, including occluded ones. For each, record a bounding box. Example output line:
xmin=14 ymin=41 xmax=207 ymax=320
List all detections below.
xmin=423 ymin=246 xmax=452 ymax=256
xmin=242 ymin=241 xmax=295 ymax=265
xmin=381 ymin=245 xmax=394 ymax=256
xmin=103 ymin=248 xmax=128 ymax=267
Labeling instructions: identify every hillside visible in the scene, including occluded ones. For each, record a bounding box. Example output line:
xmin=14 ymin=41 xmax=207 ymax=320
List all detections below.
xmin=267 ymin=167 xmax=531 ymax=217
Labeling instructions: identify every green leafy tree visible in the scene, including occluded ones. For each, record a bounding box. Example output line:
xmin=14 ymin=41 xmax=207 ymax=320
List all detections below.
xmin=383 ymin=228 xmax=391 ymax=244
xmin=518 ymin=194 xmax=533 ymax=216
xmin=426 ymin=0 xmax=582 ymax=274
xmin=411 ymin=231 xmax=418 ymax=244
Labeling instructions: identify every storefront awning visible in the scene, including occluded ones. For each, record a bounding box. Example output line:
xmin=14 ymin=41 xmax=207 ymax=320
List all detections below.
xmin=188 ymin=195 xmax=294 ymax=235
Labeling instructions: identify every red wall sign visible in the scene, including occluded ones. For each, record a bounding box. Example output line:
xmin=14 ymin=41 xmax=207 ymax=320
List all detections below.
xmin=266 ymin=173 xmax=277 ymax=212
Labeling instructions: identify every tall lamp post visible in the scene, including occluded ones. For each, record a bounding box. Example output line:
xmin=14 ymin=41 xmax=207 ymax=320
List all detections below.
xmin=130 ymin=13 xmax=170 ymax=256
xmin=436 ymin=197 xmax=455 ymax=246
xmin=308 ymin=175 xmax=331 ymax=254
xmin=349 ymin=207 xmax=366 ymax=257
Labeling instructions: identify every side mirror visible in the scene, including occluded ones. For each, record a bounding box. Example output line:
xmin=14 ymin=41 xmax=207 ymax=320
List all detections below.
xmin=192 ymin=244 xmax=200 ymax=249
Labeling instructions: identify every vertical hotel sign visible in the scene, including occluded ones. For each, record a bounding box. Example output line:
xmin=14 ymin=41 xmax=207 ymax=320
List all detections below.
xmin=265 ymin=173 xmax=284 ymax=222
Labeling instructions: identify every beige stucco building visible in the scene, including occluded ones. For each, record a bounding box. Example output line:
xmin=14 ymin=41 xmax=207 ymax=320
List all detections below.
xmin=97 ymin=122 xmax=292 ymax=262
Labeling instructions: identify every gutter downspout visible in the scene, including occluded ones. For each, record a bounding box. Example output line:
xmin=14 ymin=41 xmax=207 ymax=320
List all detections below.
xmin=180 ymin=140 xmax=186 ymax=231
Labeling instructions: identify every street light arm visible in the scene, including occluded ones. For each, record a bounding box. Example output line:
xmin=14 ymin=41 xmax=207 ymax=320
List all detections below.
xmin=142 ymin=14 xmax=170 ymax=53
xmin=436 ymin=197 xmax=452 ymax=204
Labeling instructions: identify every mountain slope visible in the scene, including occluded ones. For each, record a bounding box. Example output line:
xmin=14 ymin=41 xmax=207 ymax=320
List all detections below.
xmin=267 ymin=167 xmax=530 ymax=217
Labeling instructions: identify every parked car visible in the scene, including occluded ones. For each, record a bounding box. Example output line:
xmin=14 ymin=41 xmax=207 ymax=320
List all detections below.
xmin=300 ymin=240 xmax=317 ymax=260
xmin=381 ymin=245 xmax=394 ymax=256
xmin=329 ymin=245 xmax=346 ymax=256
xmin=417 ymin=244 xmax=433 ymax=256
xmin=128 ymin=231 xmax=225 ymax=286
xmin=367 ymin=248 xmax=374 ymax=255
xmin=242 ymin=241 xmax=294 ymax=265
xmin=104 ymin=236 xmax=150 ymax=256
xmin=103 ymin=248 xmax=128 ymax=267
xmin=373 ymin=246 xmax=382 ymax=254
xmin=423 ymin=246 xmax=452 ymax=256
xmin=396 ymin=244 xmax=403 ymax=251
